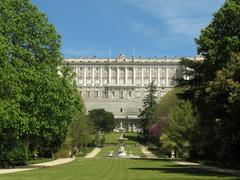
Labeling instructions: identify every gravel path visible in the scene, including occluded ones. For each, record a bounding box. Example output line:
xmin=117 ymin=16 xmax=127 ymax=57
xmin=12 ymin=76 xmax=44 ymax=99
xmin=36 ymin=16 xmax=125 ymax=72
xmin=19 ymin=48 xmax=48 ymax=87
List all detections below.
xmin=0 ymin=158 xmax=75 ymax=175
xmin=31 ymin=158 xmax=75 ymax=167
xmin=84 ymin=148 xmax=101 ymax=158
xmin=140 ymin=146 xmax=158 ymax=159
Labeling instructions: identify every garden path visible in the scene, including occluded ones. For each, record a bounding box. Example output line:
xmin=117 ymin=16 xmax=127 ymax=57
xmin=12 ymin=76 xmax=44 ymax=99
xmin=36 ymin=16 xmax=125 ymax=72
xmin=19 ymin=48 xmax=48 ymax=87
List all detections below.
xmin=84 ymin=148 xmax=101 ymax=158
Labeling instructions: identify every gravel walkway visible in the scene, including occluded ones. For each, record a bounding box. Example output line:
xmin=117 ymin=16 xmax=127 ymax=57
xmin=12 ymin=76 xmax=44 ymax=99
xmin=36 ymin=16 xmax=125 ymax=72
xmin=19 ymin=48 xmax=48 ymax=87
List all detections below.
xmin=0 ymin=158 xmax=75 ymax=175
xmin=84 ymin=148 xmax=101 ymax=158
xmin=140 ymin=146 xmax=158 ymax=159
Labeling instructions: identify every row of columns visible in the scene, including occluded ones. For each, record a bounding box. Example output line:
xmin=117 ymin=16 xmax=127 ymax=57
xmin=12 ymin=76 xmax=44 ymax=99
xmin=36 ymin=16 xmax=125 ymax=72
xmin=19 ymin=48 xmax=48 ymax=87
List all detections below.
xmin=80 ymin=66 xmax=170 ymax=87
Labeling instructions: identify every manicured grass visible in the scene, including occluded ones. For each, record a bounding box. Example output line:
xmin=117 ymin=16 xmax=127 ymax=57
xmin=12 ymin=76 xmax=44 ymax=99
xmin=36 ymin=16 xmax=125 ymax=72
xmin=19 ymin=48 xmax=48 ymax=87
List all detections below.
xmin=96 ymin=145 xmax=118 ymax=157
xmin=97 ymin=145 xmax=146 ymax=157
xmin=0 ymin=158 xmax=238 ymax=180
xmin=105 ymin=132 xmax=139 ymax=144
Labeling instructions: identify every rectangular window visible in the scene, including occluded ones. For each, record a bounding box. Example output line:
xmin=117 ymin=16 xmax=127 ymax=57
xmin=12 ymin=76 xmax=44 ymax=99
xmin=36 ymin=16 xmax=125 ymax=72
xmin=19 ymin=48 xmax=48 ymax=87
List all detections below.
xmin=119 ymin=91 xmax=123 ymax=99
xmin=103 ymin=91 xmax=107 ymax=98
xmin=94 ymin=91 xmax=99 ymax=98
xmin=112 ymin=91 xmax=115 ymax=98
xmin=87 ymin=91 xmax=90 ymax=97
xmin=128 ymin=91 xmax=132 ymax=98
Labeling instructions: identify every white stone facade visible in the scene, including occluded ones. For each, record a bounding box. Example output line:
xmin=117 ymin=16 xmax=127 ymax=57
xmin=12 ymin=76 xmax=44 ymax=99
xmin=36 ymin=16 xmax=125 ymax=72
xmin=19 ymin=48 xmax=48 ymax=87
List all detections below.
xmin=63 ymin=54 xmax=202 ymax=132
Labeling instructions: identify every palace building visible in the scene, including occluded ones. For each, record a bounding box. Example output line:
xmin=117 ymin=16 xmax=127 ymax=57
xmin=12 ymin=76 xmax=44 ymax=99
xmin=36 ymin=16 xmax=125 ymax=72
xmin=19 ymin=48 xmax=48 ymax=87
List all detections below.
xmin=63 ymin=54 xmax=203 ymax=132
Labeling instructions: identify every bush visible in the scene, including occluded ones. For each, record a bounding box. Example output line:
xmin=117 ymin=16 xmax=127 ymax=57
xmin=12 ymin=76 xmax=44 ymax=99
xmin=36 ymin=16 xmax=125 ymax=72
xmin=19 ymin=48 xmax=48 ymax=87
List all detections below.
xmin=0 ymin=141 xmax=28 ymax=168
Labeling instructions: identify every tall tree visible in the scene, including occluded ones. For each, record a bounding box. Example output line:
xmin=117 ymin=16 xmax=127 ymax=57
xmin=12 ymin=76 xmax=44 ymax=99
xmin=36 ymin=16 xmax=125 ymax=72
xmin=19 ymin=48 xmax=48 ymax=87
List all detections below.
xmin=0 ymin=0 xmax=81 ymax=167
xmin=160 ymin=101 xmax=197 ymax=158
xmin=87 ymin=109 xmax=115 ymax=133
xmin=139 ymin=81 xmax=158 ymax=141
xmin=179 ymin=0 xmax=240 ymax=163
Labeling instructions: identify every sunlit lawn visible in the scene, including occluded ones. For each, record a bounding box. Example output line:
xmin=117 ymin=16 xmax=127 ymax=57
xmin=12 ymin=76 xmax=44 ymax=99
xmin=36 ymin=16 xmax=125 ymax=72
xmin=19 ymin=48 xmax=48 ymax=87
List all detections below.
xmin=105 ymin=132 xmax=139 ymax=144
xmin=0 ymin=158 xmax=238 ymax=180
xmin=96 ymin=145 xmax=146 ymax=157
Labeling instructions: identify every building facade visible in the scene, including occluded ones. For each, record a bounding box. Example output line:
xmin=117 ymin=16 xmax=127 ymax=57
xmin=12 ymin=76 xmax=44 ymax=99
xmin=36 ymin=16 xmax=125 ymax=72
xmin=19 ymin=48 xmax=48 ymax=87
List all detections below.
xmin=63 ymin=54 xmax=202 ymax=132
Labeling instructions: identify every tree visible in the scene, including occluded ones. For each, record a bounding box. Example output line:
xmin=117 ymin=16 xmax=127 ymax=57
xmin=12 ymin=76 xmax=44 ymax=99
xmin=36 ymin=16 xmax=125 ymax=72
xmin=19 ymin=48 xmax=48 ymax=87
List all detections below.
xmin=156 ymin=88 xmax=181 ymax=134
xmin=160 ymin=101 xmax=197 ymax=159
xmin=179 ymin=0 xmax=240 ymax=163
xmin=87 ymin=109 xmax=115 ymax=133
xmin=0 ymin=0 xmax=81 ymax=167
xmin=205 ymin=53 xmax=240 ymax=164
xmin=139 ymin=81 xmax=158 ymax=141
xmin=71 ymin=111 xmax=93 ymax=150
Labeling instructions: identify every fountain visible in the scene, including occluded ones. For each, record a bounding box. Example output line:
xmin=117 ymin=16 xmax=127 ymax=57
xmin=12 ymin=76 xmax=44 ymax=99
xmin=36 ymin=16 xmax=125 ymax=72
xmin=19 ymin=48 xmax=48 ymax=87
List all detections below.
xmin=116 ymin=121 xmax=128 ymax=157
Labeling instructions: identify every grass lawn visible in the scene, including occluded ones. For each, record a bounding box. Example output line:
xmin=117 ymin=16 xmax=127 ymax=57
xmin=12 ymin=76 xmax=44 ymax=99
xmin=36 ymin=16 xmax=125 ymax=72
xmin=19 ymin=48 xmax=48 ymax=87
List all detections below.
xmin=97 ymin=145 xmax=146 ymax=157
xmin=105 ymin=132 xmax=139 ymax=144
xmin=0 ymin=158 xmax=238 ymax=180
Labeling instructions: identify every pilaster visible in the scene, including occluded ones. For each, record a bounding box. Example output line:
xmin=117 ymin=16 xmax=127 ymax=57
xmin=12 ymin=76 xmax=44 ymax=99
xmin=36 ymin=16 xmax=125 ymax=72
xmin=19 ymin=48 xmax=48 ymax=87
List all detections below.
xmin=83 ymin=67 xmax=86 ymax=86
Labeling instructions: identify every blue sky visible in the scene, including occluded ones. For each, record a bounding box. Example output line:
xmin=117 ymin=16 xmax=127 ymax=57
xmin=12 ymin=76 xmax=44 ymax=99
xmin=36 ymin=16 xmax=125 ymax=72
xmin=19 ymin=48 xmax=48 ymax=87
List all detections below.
xmin=31 ymin=0 xmax=225 ymax=58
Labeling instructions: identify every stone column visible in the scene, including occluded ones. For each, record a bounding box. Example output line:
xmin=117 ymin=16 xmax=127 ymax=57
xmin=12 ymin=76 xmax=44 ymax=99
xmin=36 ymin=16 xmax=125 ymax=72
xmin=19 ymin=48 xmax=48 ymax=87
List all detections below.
xmin=133 ymin=67 xmax=135 ymax=84
xmin=117 ymin=67 xmax=119 ymax=84
xmin=157 ymin=67 xmax=160 ymax=86
xmin=100 ymin=67 xmax=103 ymax=86
xmin=166 ymin=67 xmax=168 ymax=86
xmin=125 ymin=67 xmax=128 ymax=84
xmin=109 ymin=67 xmax=111 ymax=84
xmin=141 ymin=67 xmax=144 ymax=86
xmin=83 ymin=67 xmax=86 ymax=86
xmin=92 ymin=67 xmax=94 ymax=86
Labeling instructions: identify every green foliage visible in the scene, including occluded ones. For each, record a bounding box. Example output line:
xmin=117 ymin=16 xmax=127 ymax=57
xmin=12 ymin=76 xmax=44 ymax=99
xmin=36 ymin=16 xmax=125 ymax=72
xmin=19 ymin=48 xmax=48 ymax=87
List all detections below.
xmin=54 ymin=135 xmax=73 ymax=158
xmin=204 ymin=53 xmax=240 ymax=164
xmin=93 ymin=133 xmax=105 ymax=147
xmin=139 ymin=81 xmax=158 ymax=141
xmin=179 ymin=0 xmax=240 ymax=165
xmin=156 ymin=88 xmax=181 ymax=133
xmin=87 ymin=109 xmax=115 ymax=133
xmin=71 ymin=111 xmax=92 ymax=149
xmin=160 ymin=101 xmax=196 ymax=159
xmin=0 ymin=0 xmax=81 ymax=166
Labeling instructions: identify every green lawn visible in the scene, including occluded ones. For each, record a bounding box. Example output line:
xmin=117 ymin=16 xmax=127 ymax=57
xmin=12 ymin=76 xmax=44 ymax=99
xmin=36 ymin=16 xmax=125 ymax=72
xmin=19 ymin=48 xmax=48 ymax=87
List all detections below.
xmin=0 ymin=158 xmax=238 ymax=180
xmin=97 ymin=145 xmax=146 ymax=157
xmin=105 ymin=132 xmax=139 ymax=144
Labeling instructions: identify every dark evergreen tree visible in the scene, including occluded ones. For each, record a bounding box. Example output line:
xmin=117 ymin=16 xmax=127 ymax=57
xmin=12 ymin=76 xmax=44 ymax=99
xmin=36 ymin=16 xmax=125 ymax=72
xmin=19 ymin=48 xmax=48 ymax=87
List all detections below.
xmin=139 ymin=81 xmax=158 ymax=141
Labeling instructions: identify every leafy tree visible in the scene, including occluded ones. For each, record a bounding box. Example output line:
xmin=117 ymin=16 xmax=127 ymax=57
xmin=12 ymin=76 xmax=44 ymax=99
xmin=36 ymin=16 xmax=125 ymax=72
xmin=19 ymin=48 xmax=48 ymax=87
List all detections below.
xmin=179 ymin=0 xmax=240 ymax=163
xmin=0 ymin=0 xmax=81 ymax=166
xmin=160 ymin=101 xmax=197 ymax=158
xmin=71 ymin=111 xmax=93 ymax=150
xmin=87 ymin=109 xmax=115 ymax=133
xmin=205 ymin=53 xmax=240 ymax=164
xmin=156 ymin=88 xmax=181 ymax=134
xmin=139 ymin=81 xmax=158 ymax=141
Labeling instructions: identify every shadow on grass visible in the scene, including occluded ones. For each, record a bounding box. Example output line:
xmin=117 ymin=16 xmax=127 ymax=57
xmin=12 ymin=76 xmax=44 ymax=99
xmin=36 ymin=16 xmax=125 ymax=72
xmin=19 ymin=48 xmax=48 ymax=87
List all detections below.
xmin=128 ymin=166 xmax=239 ymax=178
xmin=130 ymin=158 xmax=171 ymax=162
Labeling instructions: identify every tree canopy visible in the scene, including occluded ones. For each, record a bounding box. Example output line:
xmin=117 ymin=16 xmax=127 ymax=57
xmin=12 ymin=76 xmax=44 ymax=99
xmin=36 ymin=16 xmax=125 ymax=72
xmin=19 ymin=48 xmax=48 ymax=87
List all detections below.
xmin=87 ymin=109 xmax=115 ymax=133
xmin=139 ymin=81 xmax=158 ymax=141
xmin=0 ymin=0 xmax=82 ymax=167
xmin=179 ymin=0 xmax=240 ymax=165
